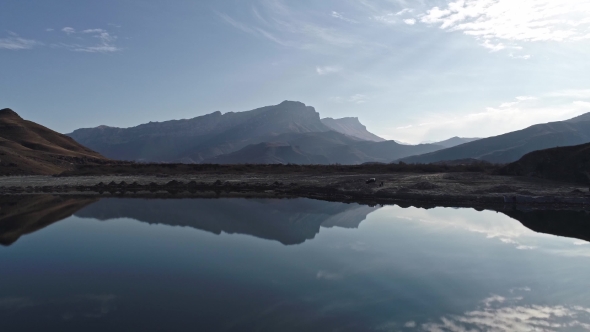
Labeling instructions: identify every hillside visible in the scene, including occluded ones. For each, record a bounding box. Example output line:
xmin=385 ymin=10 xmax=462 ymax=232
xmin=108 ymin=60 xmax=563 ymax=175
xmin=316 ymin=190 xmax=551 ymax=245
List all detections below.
xmin=0 ymin=108 xmax=108 ymax=175
xmin=204 ymin=142 xmax=330 ymax=165
xmin=500 ymin=142 xmax=590 ymax=184
xmin=321 ymin=117 xmax=385 ymax=142
xmin=400 ymin=114 xmax=590 ymax=164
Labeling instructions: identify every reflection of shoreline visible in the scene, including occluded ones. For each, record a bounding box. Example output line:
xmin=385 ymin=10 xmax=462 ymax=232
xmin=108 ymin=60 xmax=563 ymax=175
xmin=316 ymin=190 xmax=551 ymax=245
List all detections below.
xmin=2 ymin=195 xmax=590 ymax=247
xmin=0 ymin=195 xmax=98 ymax=246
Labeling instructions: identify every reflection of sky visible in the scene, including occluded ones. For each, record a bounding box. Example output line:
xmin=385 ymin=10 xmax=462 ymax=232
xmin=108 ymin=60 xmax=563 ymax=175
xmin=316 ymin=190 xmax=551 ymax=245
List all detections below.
xmin=1 ymin=201 xmax=590 ymax=331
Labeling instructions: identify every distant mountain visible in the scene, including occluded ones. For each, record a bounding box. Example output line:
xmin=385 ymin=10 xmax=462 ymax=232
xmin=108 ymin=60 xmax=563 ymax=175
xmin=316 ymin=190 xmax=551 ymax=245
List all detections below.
xmin=0 ymin=108 xmax=108 ymax=175
xmin=399 ymin=113 xmax=590 ymax=164
xmin=432 ymin=137 xmax=481 ymax=148
xmin=69 ymin=101 xmax=332 ymax=163
xmin=501 ymin=142 xmax=590 ymax=184
xmin=321 ymin=117 xmax=385 ymax=142
xmin=69 ymin=101 xmax=445 ymax=165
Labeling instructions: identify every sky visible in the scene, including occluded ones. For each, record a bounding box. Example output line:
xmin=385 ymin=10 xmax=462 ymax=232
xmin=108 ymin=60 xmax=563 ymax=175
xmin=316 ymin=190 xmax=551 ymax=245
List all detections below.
xmin=1 ymin=0 xmax=590 ymax=144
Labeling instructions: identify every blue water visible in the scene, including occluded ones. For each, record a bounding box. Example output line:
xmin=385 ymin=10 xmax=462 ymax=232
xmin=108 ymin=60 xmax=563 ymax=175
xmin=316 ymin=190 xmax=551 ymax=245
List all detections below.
xmin=1 ymin=197 xmax=590 ymax=331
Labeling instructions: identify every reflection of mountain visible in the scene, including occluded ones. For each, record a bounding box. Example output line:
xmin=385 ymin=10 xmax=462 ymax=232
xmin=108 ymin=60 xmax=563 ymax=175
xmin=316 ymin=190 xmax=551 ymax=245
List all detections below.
xmin=0 ymin=195 xmax=98 ymax=246
xmin=74 ymin=198 xmax=379 ymax=245
xmin=501 ymin=208 xmax=590 ymax=243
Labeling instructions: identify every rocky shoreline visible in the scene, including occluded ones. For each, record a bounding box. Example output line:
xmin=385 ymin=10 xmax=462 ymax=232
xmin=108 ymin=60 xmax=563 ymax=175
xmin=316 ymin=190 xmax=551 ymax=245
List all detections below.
xmin=1 ymin=172 xmax=589 ymax=209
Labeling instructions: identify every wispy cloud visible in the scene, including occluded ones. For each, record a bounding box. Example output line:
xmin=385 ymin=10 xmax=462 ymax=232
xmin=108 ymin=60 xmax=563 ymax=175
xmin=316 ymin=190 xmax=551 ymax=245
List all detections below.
xmin=58 ymin=27 xmax=121 ymax=53
xmin=403 ymin=18 xmax=417 ymax=25
xmin=0 ymin=33 xmax=41 ymax=50
xmin=330 ymin=94 xmax=370 ymax=104
xmin=217 ymin=0 xmax=362 ymax=50
xmin=316 ymin=65 xmax=341 ymax=75
xmin=62 ymin=27 xmax=76 ymax=35
xmin=331 ymin=11 xmax=357 ymax=24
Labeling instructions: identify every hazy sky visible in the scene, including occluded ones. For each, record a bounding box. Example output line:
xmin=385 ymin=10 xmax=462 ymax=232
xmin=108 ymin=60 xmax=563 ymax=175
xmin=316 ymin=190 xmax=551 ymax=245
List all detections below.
xmin=2 ymin=0 xmax=590 ymax=143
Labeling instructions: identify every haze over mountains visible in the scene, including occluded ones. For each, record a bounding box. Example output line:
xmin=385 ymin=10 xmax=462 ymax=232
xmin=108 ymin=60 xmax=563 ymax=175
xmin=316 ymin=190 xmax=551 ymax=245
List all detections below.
xmin=69 ymin=101 xmax=445 ymax=165
xmin=400 ymin=114 xmax=590 ymax=164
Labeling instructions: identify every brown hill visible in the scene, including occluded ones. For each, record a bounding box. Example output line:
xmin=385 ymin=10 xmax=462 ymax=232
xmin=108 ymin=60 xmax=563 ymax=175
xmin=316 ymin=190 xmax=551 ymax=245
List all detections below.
xmin=0 ymin=108 xmax=109 ymax=175
xmin=500 ymin=142 xmax=590 ymax=184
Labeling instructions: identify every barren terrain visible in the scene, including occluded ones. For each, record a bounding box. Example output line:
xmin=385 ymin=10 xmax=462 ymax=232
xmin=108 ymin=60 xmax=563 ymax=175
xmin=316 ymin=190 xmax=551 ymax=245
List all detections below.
xmin=1 ymin=172 xmax=588 ymax=208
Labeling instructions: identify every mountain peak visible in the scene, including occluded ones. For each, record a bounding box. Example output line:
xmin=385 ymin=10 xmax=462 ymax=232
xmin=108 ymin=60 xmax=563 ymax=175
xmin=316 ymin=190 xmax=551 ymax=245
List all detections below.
xmin=278 ymin=100 xmax=307 ymax=107
xmin=0 ymin=108 xmax=23 ymax=120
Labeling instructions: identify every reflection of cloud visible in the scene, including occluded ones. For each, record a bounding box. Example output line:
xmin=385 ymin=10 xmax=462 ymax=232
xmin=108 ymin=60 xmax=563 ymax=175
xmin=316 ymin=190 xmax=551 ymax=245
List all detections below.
xmin=421 ymin=299 xmax=590 ymax=332
xmin=316 ymin=270 xmax=343 ymax=280
xmin=481 ymin=294 xmax=505 ymax=307
xmin=0 ymin=297 xmax=37 ymax=310
xmin=405 ymin=321 xmax=417 ymax=328
xmin=0 ymin=294 xmax=117 ymax=319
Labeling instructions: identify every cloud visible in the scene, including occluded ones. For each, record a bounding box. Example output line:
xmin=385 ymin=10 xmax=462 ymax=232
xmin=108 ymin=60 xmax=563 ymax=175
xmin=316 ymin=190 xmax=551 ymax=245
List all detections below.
xmin=481 ymin=39 xmax=505 ymax=52
xmin=396 ymin=8 xmax=413 ymax=16
xmin=56 ymin=27 xmax=121 ymax=53
xmin=0 ymin=33 xmax=41 ymax=50
xmin=373 ymin=13 xmax=396 ymax=25
xmin=316 ymin=65 xmax=341 ymax=75
xmin=419 ymin=0 xmax=590 ymax=52
xmin=404 ymin=18 xmax=417 ymax=25
xmin=62 ymin=27 xmax=76 ymax=34
xmin=331 ymin=11 xmax=357 ymax=23
xmin=509 ymin=53 xmax=532 ymax=60
xmin=330 ymin=94 xmax=370 ymax=104
xmin=388 ymin=91 xmax=590 ymax=144
xmin=218 ymin=1 xmax=360 ymax=50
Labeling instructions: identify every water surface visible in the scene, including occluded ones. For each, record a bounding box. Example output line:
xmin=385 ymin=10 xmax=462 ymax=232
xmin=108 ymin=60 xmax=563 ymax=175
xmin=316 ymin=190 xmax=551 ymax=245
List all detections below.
xmin=1 ymin=196 xmax=590 ymax=331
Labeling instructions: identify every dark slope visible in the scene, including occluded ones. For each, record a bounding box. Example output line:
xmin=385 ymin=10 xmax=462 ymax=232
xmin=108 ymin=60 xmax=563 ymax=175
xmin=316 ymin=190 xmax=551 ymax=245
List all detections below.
xmin=69 ymin=101 xmax=331 ymax=163
xmin=204 ymin=142 xmax=330 ymax=165
xmin=203 ymin=130 xmax=444 ymax=164
xmin=400 ymin=114 xmax=590 ymax=164
xmin=0 ymin=108 xmax=108 ymax=175
xmin=321 ymin=117 xmax=385 ymax=142
xmin=501 ymin=142 xmax=590 ymax=184
xmin=75 ymin=198 xmax=379 ymax=245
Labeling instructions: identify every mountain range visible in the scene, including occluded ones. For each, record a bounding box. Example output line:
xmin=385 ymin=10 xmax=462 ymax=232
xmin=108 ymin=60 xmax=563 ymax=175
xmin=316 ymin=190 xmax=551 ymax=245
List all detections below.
xmin=2 ymin=101 xmax=590 ymax=171
xmin=399 ymin=114 xmax=590 ymax=164
xmin=68 ymin=101 xmax=445 ymax=165
xmin=0 ymin=108 xmax=107 ymax=175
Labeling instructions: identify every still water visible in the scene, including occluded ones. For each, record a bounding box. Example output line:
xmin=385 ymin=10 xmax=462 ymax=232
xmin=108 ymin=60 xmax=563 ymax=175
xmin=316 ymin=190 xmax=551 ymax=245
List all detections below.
xmin=2 ymin=196 xmax=590 ymax=331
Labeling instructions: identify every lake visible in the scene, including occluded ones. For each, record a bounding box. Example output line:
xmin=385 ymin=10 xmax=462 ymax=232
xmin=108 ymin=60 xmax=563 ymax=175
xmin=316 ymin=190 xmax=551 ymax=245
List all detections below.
xmin=1 ymin=196 xmax=590 ymax=331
